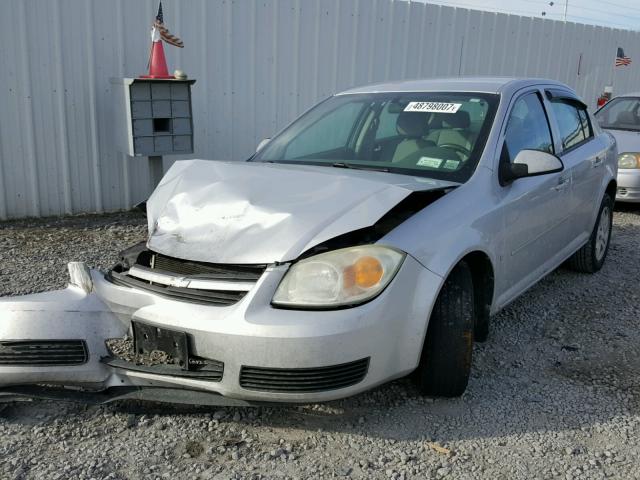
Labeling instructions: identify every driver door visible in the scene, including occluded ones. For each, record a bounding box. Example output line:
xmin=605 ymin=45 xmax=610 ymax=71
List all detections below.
xmin=495 ymin=90 xmax=572 ymax=306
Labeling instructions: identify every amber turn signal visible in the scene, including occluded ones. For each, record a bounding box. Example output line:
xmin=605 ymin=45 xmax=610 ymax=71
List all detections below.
xmin=353 ymin=256 xmax=384 ymax=288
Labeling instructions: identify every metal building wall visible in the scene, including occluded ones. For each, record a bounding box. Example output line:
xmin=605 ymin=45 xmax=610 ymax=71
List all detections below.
xmin=1 ymin=0 xmax=639 ymax=219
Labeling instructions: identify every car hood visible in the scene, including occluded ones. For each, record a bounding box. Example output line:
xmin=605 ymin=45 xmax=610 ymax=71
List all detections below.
xmin=602 ymin=128 xmax=640 ymax=153
xmin=146 ymin=160 xmax=458 ymax=264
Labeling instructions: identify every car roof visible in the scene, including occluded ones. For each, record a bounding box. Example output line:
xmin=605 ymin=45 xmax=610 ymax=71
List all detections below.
xmin=337 ymin=77 xmax=571 ymax=96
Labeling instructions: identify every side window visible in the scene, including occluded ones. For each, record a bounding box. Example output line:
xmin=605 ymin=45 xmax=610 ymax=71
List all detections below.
xmin=549 ymin=100 xmax=586 ymax=151
xmin=578 ymin=108 xmax=593 ymax=139
xmin=284 ymin=102 xmax=363 ymax=159
xmin=504 ymin=92 xmax=554 ymax=162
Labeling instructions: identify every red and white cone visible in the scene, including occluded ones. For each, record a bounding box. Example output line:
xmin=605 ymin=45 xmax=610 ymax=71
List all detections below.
xmin=141 ymin=26 xmax=174 ymax=79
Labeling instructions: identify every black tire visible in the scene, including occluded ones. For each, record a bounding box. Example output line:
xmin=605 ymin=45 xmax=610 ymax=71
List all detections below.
xmin=473 ymin=274 xmax=492 ymax=343
xmin=414 ymin=261 xmax=474 ymax=397
xmin=568 ymin=193 xmax=613 ymax=273
xmin=474 ymin=300 xmax=490 ymax=343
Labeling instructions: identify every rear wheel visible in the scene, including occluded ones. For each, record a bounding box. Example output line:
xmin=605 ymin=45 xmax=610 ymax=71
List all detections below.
xmin=568 ymin=194 xmax=613 ymax=273
xmin=414 ymin=262 xmax=474 ymax=397
xmin=474 ymin=304 xmax=490 ymax=343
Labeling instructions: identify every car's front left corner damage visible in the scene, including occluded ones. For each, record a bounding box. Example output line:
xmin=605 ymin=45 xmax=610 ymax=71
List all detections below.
xmin=0 ymin=263 xmax=130 ymax=401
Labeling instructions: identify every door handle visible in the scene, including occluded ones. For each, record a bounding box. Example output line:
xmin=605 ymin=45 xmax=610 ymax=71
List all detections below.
xmin=592 ymin=156 xmax=604 ymax=167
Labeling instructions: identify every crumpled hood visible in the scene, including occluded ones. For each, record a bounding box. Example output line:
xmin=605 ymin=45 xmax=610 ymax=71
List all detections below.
xmin=146 ymin=160 xmax=457 ymax=264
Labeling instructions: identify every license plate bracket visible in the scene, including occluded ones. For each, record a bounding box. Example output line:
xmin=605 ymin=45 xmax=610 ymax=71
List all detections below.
xmin=132 ymin=321 xmax=190 ymax=370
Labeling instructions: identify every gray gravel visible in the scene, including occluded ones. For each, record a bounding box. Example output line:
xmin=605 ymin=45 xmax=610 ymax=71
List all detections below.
xmin=1 ymin=206 xmax=640 ymax=480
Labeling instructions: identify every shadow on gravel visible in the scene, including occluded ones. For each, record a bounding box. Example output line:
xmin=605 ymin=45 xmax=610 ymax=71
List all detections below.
xmin=614 ymin=202 xmax=640 ymax=214
xmin=2 ymin=211 xmax=639 ymax=446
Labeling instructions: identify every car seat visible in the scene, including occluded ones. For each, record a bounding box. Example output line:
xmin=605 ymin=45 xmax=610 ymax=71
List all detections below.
xmin=426 ymin=111 xmax=474 ymax=153
xmin=391 ymin=112 xmax=434 ymax=162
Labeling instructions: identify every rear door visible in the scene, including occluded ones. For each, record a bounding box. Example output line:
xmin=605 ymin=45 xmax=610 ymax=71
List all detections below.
xmin=545 ymin=92 xmax=605 ymax=241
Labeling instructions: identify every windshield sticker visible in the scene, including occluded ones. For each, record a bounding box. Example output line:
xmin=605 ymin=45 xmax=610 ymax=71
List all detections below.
xmin=404 ymin=102 xmax=462 ymax=113
xmin=443 ymin=159 xmax=460 ymax=169
xmin=417 ymin=157 xmax=443 ymax=168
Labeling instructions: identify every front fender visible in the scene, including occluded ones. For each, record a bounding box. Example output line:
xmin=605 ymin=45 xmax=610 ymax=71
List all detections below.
xmin=380 ymin=169 xmax=500 ymax=279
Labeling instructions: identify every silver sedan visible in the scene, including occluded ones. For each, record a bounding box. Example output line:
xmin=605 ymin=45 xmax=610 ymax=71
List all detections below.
xmin=594 ymin=93 xmax=640 ymax=202
xmin=0 ymin=78 xmax=617 ymax=405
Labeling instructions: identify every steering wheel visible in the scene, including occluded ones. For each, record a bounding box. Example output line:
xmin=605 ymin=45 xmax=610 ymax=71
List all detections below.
xmin=438 ymin=143 xmax=472 ymax=158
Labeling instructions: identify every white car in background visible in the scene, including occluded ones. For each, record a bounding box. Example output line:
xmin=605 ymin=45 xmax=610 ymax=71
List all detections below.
xmin=595 ymin=94 xmax=640 ymax=202
xmin=0 ymin=77 xmax=617 ymax=405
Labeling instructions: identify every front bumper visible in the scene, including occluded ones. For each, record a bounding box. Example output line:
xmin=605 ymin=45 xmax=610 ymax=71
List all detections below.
xmin=616 ymin=169 xmax=640 ymax=203
xmin=0 ymin=256 xmax=441 ymax=404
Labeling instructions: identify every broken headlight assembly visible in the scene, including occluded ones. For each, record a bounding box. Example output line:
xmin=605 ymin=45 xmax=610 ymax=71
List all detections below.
xmin=272 ymin=245 xmax=405 ymax=308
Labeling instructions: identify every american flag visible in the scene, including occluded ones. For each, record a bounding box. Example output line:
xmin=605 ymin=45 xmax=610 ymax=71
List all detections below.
xmin=153 ymin=2 xmax=184 ymax=48
xmin=615 ymin=47 xmax=631 ymax=67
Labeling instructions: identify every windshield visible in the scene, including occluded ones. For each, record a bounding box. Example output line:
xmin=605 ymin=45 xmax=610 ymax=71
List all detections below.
xmin=252 ymin=92 xmax=499 ymax=182
xmin=595 ymin=97 xmax=640 ymax=131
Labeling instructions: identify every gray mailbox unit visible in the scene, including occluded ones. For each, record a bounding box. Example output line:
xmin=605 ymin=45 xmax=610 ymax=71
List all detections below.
xmin=111 ymin=77 xmax=196 ymax=157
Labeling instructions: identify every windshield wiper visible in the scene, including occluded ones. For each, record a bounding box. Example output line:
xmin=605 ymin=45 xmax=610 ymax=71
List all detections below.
xmin=332 ymin=162 xmax=390 ymax=172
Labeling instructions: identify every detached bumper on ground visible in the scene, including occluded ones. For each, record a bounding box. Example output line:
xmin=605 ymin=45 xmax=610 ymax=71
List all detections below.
xmin=0 ymin=257 xmax=440 ymax=405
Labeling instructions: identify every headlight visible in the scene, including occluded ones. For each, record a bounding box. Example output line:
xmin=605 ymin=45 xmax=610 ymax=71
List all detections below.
xmin=618 ymin=152 xmax=640 ymax=169
xmin=272 ymin=245 xmax=406 ymax=308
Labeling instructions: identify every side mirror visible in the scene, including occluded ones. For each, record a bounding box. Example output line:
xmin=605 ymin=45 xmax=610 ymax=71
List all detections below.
xmin=256 ymin=138 xmax=271 ymax=152
xmin=500 ymin=149 xmax=563 ymax=185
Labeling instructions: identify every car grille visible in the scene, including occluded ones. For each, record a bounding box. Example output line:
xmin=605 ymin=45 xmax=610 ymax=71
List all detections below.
xmin=152 ymin=253 xmax=265 ymax=281
xmin=239 ymin=358 xmax=370 ymax=393
xmin=0 ymin=340 xmax=88 ymax=366
xmin=107 ymin=271 xmax=249 ymax=305
xmin=106 ymin=251 xmax=267 ymax=306
xmin=618 ymin=187 xmax=628 ymax=196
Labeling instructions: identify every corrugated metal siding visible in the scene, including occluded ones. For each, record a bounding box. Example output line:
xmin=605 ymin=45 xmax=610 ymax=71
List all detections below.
xmin=2 ymin=0 xmax=640 ymax=219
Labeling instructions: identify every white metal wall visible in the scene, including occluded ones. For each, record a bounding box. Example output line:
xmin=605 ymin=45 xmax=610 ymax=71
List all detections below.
xmin=2 ymin=0 xmax=640 ymax=219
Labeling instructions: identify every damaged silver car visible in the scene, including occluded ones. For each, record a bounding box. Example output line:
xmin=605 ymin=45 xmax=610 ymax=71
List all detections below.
xmin=0 ymin=78 xmax=617 ymax=405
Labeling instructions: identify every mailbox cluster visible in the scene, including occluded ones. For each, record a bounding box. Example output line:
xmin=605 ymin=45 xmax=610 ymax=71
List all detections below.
xmin=111 ymin=78 xmax=196 ymax=157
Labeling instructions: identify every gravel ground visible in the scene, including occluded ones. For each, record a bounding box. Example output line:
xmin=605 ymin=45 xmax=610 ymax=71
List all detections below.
xmin=1 ymin=206 xmax=639 ymax=480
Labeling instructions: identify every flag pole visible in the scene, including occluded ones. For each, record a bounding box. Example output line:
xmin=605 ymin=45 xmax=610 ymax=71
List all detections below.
xmin=146 ymin=33 xmax=154 ymax=72
xmin=609 ymin=46 xmax=616 ymax=93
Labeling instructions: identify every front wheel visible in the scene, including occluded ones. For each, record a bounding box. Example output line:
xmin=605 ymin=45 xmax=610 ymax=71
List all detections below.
xmin=414 ymin=262 xmax=474 ymax=397
xmin=568 ymin=193 xmax=613 ymax=273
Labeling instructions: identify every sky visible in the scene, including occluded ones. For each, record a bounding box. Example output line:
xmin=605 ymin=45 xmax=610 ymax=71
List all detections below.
xmin=422 ymin=0 xmax=640 ymax=31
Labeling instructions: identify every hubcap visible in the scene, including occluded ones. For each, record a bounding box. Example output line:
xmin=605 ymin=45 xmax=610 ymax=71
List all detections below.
xmin=595 ymin=205 xmax=611 ymax=261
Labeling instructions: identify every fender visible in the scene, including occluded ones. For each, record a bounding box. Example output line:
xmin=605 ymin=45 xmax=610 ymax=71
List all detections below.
xmin=381 ymin=168 xmax=500 ymax=281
